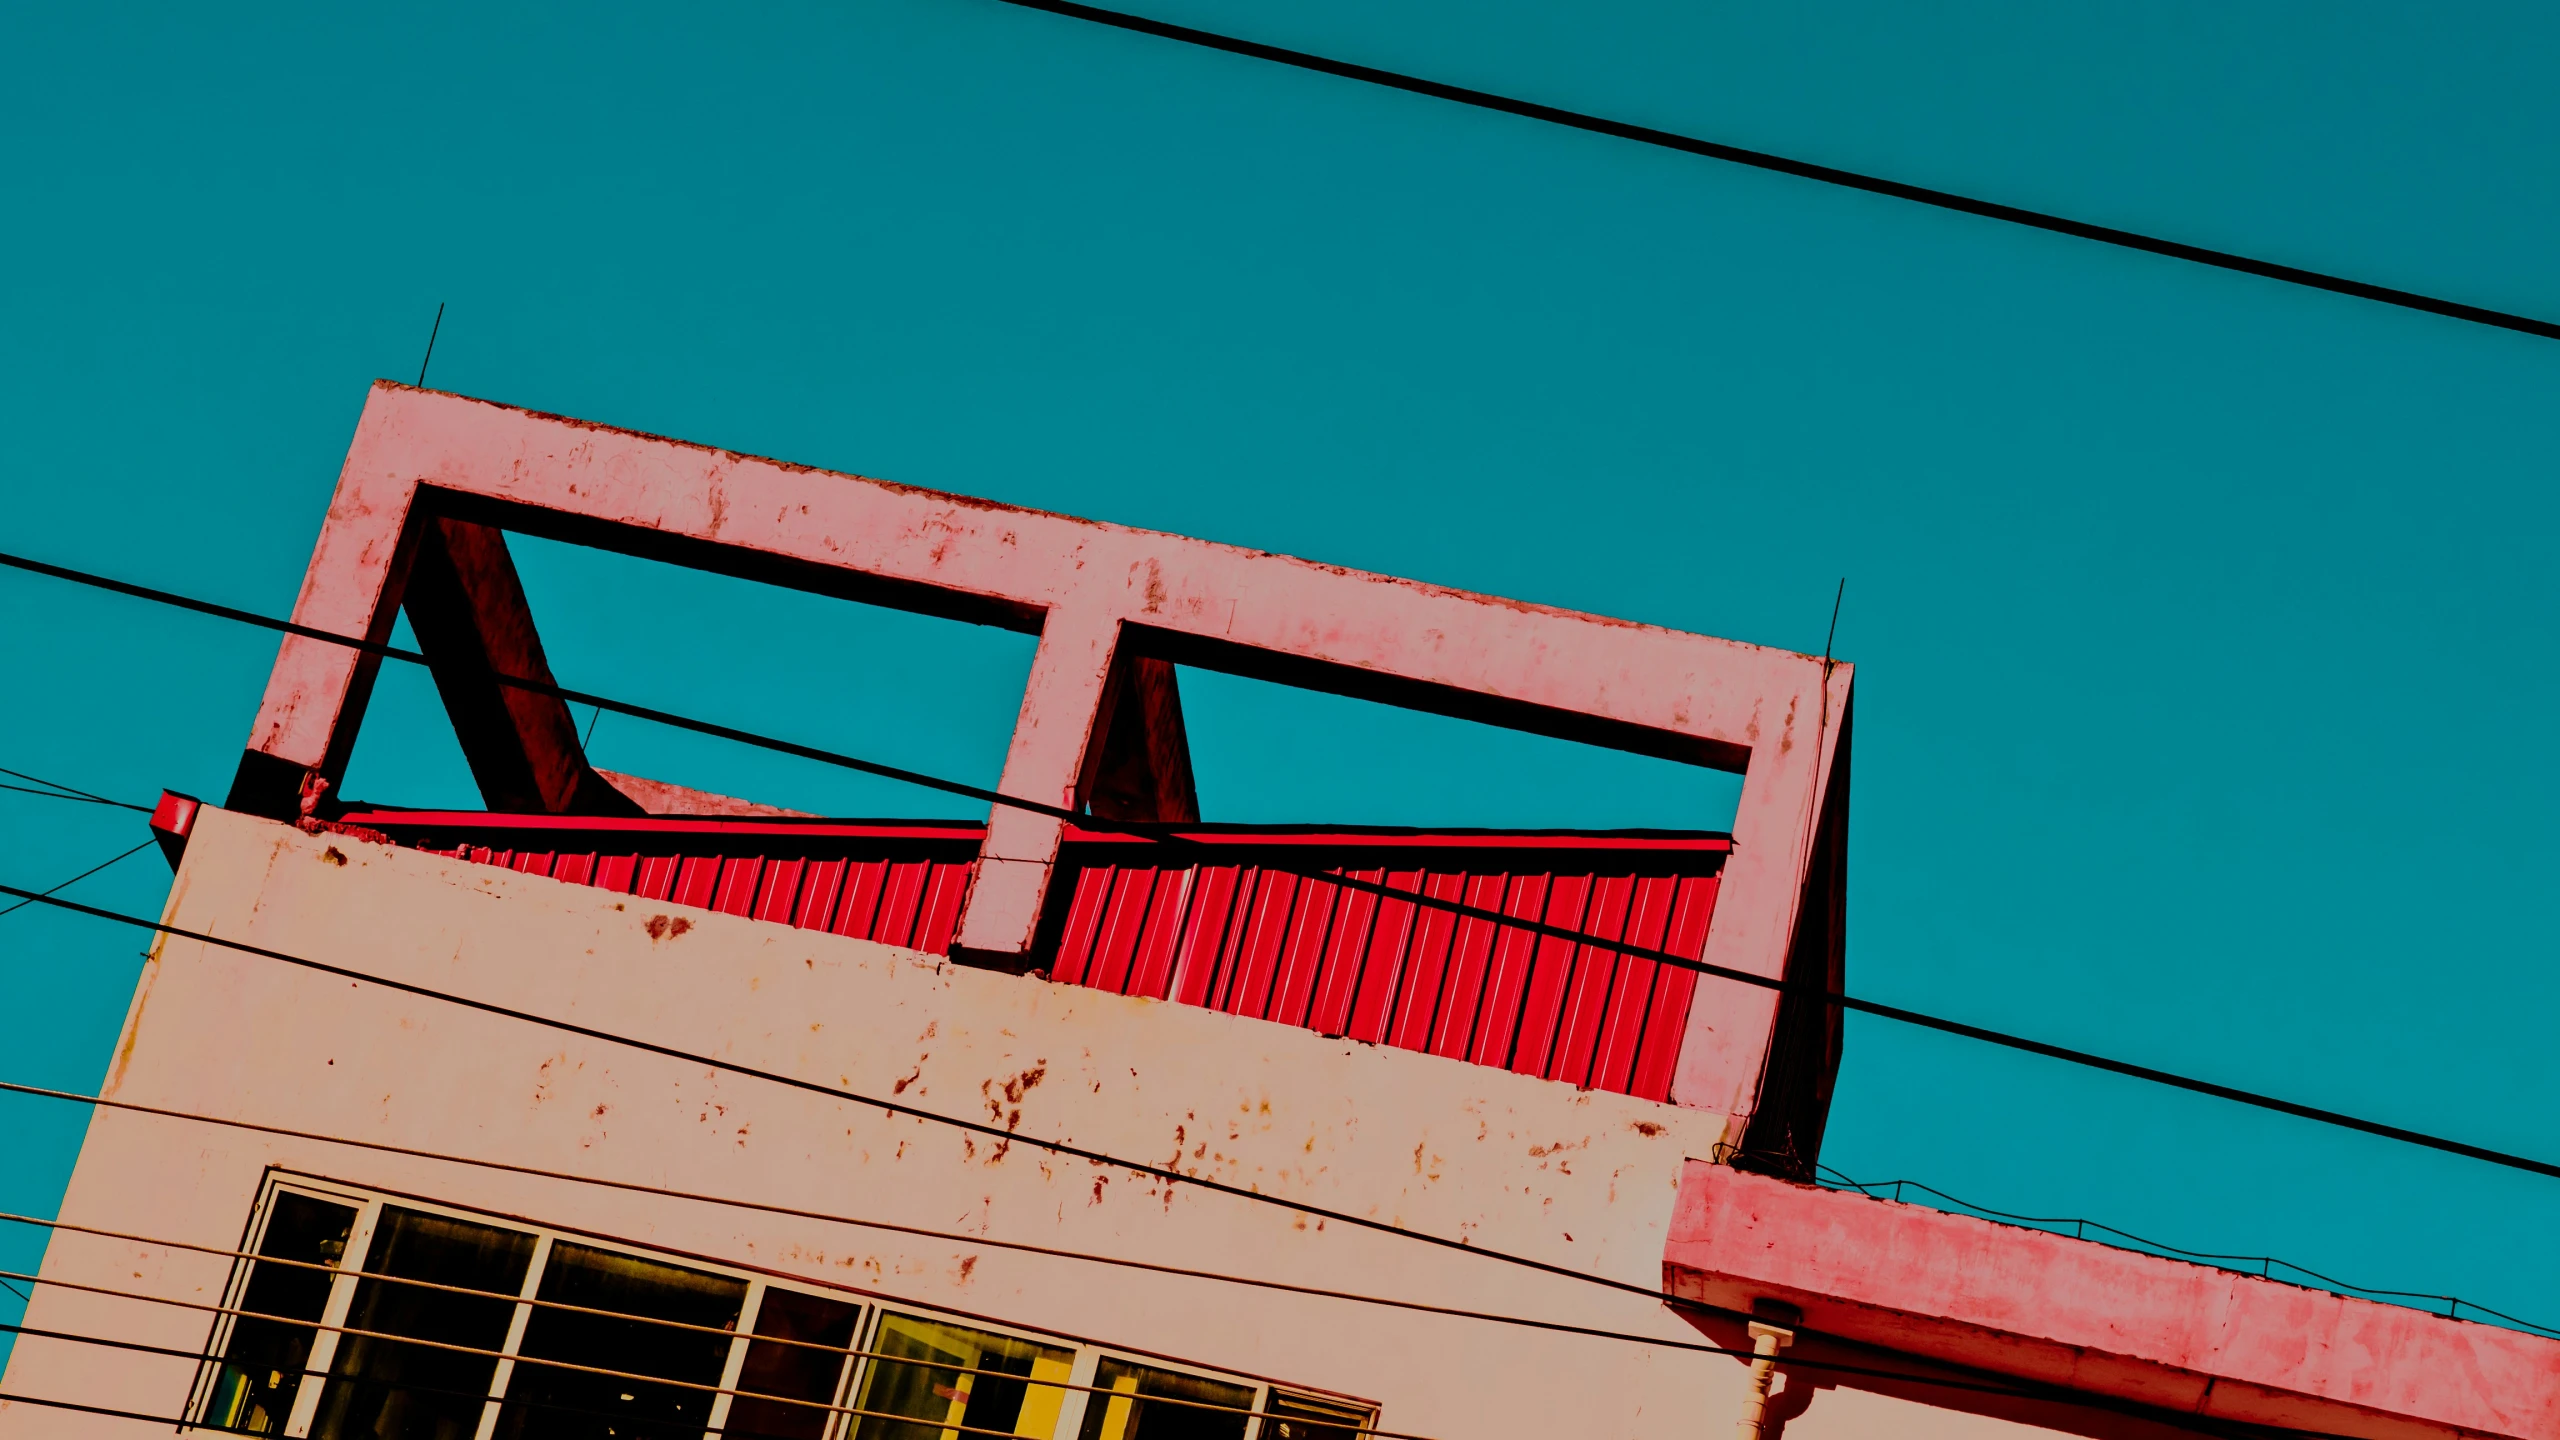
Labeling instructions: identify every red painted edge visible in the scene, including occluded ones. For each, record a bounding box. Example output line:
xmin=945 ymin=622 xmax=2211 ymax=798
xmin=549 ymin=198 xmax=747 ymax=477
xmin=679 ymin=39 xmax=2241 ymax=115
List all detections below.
xmin=337 ymin=809 xmax=1734 ymax=856
xmin=337 ymin=810 xmax=987 ymax=844
xmin=1061 ymin=826 xmax=1733 ymax=854
xmin=149 ymin=790 xmax=201 ymax=869
xmin=1662 ymin=1161 xmax=2560 ymax=1440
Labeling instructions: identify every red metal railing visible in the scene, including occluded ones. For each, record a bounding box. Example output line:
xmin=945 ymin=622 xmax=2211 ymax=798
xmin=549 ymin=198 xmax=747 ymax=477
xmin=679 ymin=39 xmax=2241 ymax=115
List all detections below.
xmin=339 ymin=812 xmax=1728 ymax=1101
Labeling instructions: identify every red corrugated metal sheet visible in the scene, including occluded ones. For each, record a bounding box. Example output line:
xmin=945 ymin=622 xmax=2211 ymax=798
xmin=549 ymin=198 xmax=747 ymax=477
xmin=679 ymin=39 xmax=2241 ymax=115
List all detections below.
xmin=338 ymin=813 xmax=1727 ymax=1101
xmin=341 ymin=812 xmax=984 ymax=956
xmin=1043 ymin=830 xmax=1727 ymax=1101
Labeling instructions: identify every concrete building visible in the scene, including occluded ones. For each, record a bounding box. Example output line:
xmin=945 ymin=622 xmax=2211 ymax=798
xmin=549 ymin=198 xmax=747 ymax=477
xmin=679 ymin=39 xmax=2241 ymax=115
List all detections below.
xmin=3 ymin=383 xmax=2550 ymax=1440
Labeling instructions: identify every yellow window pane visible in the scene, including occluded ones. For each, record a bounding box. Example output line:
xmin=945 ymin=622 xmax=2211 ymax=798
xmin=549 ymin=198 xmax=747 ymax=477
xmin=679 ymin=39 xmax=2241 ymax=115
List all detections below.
xmin=855 ymin=1313 xmax=1076 ymax=1440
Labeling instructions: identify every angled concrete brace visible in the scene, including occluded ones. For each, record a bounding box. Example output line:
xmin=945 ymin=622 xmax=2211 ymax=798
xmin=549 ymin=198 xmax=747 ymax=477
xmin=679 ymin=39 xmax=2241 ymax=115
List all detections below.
xmin=230 ymin=382 xmax=1851 ymax=1142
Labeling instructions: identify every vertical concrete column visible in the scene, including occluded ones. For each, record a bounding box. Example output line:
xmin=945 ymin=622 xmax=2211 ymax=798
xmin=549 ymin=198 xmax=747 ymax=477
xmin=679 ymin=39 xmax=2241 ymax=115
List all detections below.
xmin=1671 ymin=659 xmax=1853 ymax=1150
xmin=228 ymin=402 xmax=428 ymax=817
xmin=952 ymin=606 xmax=1125 ymax=965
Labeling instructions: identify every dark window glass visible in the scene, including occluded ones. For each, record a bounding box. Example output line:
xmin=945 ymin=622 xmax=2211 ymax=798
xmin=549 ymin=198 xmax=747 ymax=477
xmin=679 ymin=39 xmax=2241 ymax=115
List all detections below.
xmin=1074 ymin=1359 xmax=1252 ymax=1440
xmin=728 ymin=1289 xmax=862 ymax=1440
xmin=200 ymin=1192 xmax=358 ymax=1434
xmin=1263 ymin=1393 xmax=1373 ymax=1440
xmin=309 ymin=1206 xmax=536 ymax=1440
xmin=851 ymin=1313 xmax=1075 ymax=1440
xmin=492 ymin=1242 xmax=747 ymax=1440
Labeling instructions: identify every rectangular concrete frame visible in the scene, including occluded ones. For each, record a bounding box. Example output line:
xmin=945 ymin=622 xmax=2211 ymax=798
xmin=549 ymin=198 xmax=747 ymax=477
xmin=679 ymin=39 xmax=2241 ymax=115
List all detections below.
xmin=230 ymin=382 xmax=1852 ymax=1138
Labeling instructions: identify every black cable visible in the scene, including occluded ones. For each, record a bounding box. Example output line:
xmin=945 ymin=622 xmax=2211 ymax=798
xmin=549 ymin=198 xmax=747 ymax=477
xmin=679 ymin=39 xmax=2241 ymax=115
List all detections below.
xmin=0 ymin=548 xmax=1006 ymax=813
xmin=0 ymin=1392 xmax=216 ymax=1432
xmin=0 ymin=1211 xmax=2374 ymax=1436
xmin=417 ymin=301 xmax=445 ymax=388
xmin=1809 ymin=1163 xmax=2558 ymax=1340
xmin=0 ymin=763 xmax=132 ymax=807
xmin=0 ymin=1248 xmax=1427 ymax=1440
xmin=0 ymin=780 xmax=150 ymax=809
xmin=0 ymin=768 xmax=151 ymax=812
xmin=981 ymin=0 xmax=2560 ymax=345
xmin=1 ymin=882 xmax=1691 ymax=1314
xmin=16 ymin=1067 xmax=2541 ymax=1396
xmin=0 ymin=838 xmax=156 ymax=921
xmin=0 ymin=1070 xmax=1751 ymax=1352
xmin=0 ymin=1319 xmax=890 ymax=1440
xmin=5 ymin=546 xmax=2557 ymax=1187
xmin=0 ymin=758 xmax=127 ymax=799
xmin=0 ymin=1318 xmax=2180 ymax=1437
xmin=1826 ymin=991 xmax=2559 ymax=1180
xmin=9 ymin=868 xmax=2556 ymax=1429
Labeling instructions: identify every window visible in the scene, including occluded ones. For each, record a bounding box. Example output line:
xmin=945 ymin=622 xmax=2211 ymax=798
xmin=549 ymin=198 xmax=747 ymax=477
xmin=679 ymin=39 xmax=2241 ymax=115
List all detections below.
xmin=851 ymin=1314 xmax=1073 ymax=1440
xmin=307 ymin=1206 xmax=532 ymax=1440
xmin=193 ymin=1179 xmax=1376 ymax=1440
xmin=199 ymin=1191 xmax=357 ymax=1433
xmin=1078 ymin=1359 xmax=1254 ymax=1440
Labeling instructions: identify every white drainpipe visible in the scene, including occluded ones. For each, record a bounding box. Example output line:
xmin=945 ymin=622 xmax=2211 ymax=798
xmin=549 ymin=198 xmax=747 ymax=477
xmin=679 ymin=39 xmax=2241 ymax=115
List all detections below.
xmin=1734 ymin=1317 xmax=1797 ymax=1440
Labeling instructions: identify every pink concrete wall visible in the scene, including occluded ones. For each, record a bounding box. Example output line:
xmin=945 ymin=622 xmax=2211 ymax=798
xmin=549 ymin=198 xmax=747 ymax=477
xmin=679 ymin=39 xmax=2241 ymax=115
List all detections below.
xmin=6 ymin=810 xmax=2083 ymax=1440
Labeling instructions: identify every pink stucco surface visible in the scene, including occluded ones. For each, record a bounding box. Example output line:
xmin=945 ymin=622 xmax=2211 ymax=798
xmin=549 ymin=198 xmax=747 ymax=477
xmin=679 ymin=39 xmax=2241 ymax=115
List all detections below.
xmin=1 ymin=809 xmax=2182 ymax=1440
xmin=2 ymin=809 xmax=1719 ymax=1437
xmin=238 ymin=382 xmax=1850 ymax=1129
xmin=1663 ymin=1161 xmax=2560 ymax=1440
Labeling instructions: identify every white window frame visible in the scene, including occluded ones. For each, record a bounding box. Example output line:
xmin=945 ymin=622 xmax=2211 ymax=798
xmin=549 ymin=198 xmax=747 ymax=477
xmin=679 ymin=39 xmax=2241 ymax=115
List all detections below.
xmin=188 ymin=1173 xmax=1376 ymax=1440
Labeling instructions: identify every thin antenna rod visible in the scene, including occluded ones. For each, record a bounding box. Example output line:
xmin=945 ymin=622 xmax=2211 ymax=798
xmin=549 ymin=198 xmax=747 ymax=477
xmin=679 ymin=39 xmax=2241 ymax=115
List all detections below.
xmin=1822 ymin=578 xmax=1845 ymax=663
xmin=416 ymin=303 xmax=445 ymax=388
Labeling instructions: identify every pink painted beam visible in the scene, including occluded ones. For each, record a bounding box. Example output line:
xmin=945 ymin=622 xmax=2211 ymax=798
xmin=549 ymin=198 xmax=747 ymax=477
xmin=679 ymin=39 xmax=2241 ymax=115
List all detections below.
xmin=234 ymin=383 xmax=1851 ymax=1138
xmin=1662 ymin=1160 xmax=2560 ymax=1440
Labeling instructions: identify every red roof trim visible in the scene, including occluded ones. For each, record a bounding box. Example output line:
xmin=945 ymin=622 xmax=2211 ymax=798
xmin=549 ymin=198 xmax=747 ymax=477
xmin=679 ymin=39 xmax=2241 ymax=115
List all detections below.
xmin=336 ymin=810 xmax=1734 ymax=855
xmin=337 ymin=810 xmax=985 ymax=844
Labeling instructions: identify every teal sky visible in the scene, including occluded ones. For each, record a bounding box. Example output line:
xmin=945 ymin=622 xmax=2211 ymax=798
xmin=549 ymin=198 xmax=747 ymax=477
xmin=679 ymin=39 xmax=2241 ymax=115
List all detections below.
xmin=4 ymin=0 xmax=2556 ymax=1361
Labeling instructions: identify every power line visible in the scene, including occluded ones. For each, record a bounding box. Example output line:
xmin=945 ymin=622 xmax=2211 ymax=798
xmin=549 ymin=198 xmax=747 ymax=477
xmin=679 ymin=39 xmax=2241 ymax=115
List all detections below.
xmin=0 ymin=839 xmax=155 ymax=921
xmin=0 ymin=1072 xmax=1754 ymax=1353
xmin=417 ymin=302 xmax=445 ymax=388
xmin=0 ymin=763 xmax=151 ymax=812
xmin=0 ymin=547 xmax=1003 ymax=812
xmin=0 ymin=1318 xmax=2213 ymax=1438
xmin=1808 ymin=1164 xmax=2557 ymax=1340
xmin=982 ymin=0 xmax=2560 ymax=345
xmin=5 ymin=546 xmax=2557 ymax=1185
xmin=0 ymin=1320 xmax=1013 ymax=1440
xmin=12 ymin=1065 xmax=2533 ymax=1394
xmin=0 ymin=1393 xmax=217 ymax=1433
xmin=0 ymin=763 xmax=126 ymax=807
xmin=0 ymin=1202 xmax=2364 ymax=1434
xmin=0 ymin=1252 xmax=1422 ymax=1439
xmin=0 ymin=1274 xmax=1268 ymax=1440
xmin=8 ymin=872 xmax=2554 ymax=1421
xmin=1 ymin=1318 xmax=897 ymax=1440
xmin=0 ymin=882 xmax=1696 ymax=1316
xmin=6 ymin=1070 xmax=2540 ymax=1406
xmin=0 ymin=781 xmax=149 ymax=809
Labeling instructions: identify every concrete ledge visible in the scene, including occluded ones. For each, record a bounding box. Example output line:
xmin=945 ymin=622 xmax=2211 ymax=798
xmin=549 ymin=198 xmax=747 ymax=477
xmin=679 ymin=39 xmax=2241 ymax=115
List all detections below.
xmin=1662 ymin=1161 xmax=2560 ymax=1440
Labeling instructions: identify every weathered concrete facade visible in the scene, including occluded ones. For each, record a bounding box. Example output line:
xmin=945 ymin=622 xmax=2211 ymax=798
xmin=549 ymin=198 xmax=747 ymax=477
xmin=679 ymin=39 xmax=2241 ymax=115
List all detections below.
xmin=0 ymin=810 xmax=2361 ymax=1440
xmin=6 ymin=389 xmax=2550 ymax=1440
